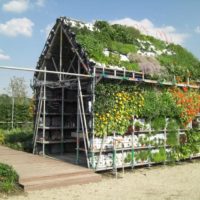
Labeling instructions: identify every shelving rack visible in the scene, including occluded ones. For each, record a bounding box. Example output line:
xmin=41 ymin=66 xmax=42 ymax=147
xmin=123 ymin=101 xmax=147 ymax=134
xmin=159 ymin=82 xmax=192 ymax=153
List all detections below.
xmin=32 ymin=17 xmax=200 ymax=172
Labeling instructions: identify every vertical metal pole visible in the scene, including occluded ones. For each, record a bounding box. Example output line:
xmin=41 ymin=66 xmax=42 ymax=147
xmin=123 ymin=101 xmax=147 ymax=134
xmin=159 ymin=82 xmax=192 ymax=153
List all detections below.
xmin=76 ymin=92 xmax=80 ymax=164
xmin=59 ymin=26 xmax=63 ymax=81
xmin=61 ymin=87 xmax=64 ymax=154
xmin=76 ymin=61 xmax=81 ymax=164
xmin=11 ymin=95 xmax=14 ymax=129
xmin=33 ymin=87 xmax=43 ymax=154
xmin=42 ymin=67 xmax=47 ymax=156
xmin=164 ymin=117 xmax=167 ymax=165
xmin=113 ymin=132 xmax=117 ymax=178
xmin=60 ymin=25 xmax=64 ymax=154
xmin=131 ymin=117 xmax=135 ymax=170
xmin=91 ymin=67 xmax=96 ymax=169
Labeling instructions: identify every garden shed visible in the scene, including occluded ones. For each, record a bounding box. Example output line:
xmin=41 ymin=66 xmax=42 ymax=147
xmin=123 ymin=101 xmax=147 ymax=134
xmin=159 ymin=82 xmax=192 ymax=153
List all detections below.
xmin=33 ymin=17 xmax=200 ymax=172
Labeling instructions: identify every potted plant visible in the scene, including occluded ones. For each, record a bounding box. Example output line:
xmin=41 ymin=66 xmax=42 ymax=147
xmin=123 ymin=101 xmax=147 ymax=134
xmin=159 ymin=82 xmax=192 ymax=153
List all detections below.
xmin=134 ymin=121 xmax=143 ymax=132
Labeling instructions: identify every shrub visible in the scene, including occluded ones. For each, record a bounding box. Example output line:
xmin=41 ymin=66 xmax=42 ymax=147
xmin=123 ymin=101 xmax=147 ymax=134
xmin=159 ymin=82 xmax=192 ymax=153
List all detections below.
xmin=4 ymin=128 xmax=33 ymax=152
xmin=0 ymin=130 xmax=5 ymax=144
xmin=0 ymin=163 xmax=19 ymax=194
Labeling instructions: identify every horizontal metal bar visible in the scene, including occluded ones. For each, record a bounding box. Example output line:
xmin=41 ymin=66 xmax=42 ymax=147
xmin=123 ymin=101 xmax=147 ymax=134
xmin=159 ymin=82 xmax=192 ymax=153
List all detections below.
xmin=0 ymin=122 xmax=33 ymax=124
xmin=0 ymin=65 xmax=92 ymax=78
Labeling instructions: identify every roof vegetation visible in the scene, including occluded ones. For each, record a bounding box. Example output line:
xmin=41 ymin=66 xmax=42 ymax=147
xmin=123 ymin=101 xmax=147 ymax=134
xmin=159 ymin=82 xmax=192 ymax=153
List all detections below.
xmin=69 ymin=20 xmax=200 ymax=81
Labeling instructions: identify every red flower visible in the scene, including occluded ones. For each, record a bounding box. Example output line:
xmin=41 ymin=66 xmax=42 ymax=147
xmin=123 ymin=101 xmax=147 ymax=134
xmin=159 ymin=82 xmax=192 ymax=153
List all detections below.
xmin=182 ymin=87 xmax=188 ymax=92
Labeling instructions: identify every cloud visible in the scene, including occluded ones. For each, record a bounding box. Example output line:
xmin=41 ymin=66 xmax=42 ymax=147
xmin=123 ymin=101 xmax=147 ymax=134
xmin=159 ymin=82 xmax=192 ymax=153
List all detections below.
xmin=110 ymin=18 xmax=188 ymax=44
xmin=0 ymin=18 xmax=34 ymax=37
xmin=195 ymin=26 xmax=200 ymax=34
xmin=2 ymin=0 xmax=29 ymax=13
xmin=36 ymin=0 xmax=46 ymax=7
xmin=2 ymin=0 xmax=46 ymax=13
xmin=40 ymin=23 xmax=53 ymax=38
xmin=0 ymin=49 xmax=10 ymax=61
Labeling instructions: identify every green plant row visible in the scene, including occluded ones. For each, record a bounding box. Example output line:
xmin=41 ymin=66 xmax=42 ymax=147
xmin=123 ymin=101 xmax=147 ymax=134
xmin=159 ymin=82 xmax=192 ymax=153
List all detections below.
xmin=124 ymin=129 xmax=200 ymax=163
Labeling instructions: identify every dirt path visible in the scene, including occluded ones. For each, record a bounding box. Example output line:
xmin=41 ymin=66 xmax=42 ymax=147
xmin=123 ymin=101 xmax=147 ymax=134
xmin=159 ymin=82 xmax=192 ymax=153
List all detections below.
xmin=6 ymin=160 xmax=200 ymax=200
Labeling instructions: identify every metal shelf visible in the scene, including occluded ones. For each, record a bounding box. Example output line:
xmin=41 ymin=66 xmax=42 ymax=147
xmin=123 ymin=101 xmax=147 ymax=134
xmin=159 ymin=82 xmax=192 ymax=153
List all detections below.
xmin=77 ymin=145 xmax=169 ymax=153
xmin=38 ymin=126 xmax=76 ymax=130
xmin=35 ymin=99 xmax=77 ymax=103
xmin=36 ymin=138 xmax=76 ymax=144
xmin=40 ymin=113 xmax=76 ymax=116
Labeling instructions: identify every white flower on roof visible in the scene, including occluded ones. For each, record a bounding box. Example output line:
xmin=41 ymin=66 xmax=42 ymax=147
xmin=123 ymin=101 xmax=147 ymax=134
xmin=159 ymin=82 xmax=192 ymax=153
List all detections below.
xmin=103 ymin=49 xmax=110 ymax=57
xmin=120 ymin=54 xmax=129 ymax=61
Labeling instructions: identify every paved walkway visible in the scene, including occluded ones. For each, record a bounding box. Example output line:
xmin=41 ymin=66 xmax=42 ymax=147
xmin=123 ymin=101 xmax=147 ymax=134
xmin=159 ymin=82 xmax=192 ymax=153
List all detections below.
xmin=0 ymin=146 xmax=101 ymax=191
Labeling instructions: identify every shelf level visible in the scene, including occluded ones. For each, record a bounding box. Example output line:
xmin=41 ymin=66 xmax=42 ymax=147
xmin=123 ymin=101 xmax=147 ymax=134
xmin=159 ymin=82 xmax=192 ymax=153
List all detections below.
xmin=36 ymin=139 xmax=76 ymax=144
xmin=77 ymin=145 xmax=170 ymax=153
xmin=38 ymin=126 xmax=76 ymax=130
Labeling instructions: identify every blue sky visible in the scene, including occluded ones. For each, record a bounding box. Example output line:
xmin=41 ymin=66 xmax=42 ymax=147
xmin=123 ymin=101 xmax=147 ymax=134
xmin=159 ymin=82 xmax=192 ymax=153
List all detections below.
xmin=0 ymin=0 xmax=200 ymax=96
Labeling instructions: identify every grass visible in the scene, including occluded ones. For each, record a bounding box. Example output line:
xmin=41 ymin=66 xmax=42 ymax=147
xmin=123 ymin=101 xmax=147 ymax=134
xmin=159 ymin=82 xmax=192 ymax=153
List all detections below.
xmin=0 ymin=163 xmax=21 ymax=195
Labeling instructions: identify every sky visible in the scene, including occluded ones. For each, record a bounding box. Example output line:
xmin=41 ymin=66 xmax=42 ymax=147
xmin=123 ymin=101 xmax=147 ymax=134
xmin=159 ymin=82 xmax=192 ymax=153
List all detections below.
xmin=0 ymin=0 xmax=200 ymax=96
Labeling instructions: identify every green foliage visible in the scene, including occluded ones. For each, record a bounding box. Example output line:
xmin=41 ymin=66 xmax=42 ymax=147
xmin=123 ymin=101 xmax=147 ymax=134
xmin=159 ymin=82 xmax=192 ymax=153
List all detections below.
xmin=4 ymin=128 xmax=33 ymax=152
xmin=150 ymin=148 xmax=166 ymax=163
xmin=141 ymin=89 xmax=181 ymax=120
xmin=158 ymin=44 xmax=200 ymax=80
xmin=0 ymin=94 xmax=33 ymax=130
xmin=73 ymin=20 xmax=200 ymax=81
xmin=94 ymin=82 xmax=144 ymax=136
xmin=135 ymin=150 xmax=150 ymax=161
xmin=151 ymin=117 xmax=166 ymax=132
xmin=108 ymin=41 xmax=137 ymax=55
xmin=124 ymin=153 xmax=132 ymax=163
xmin=167 ymin=119 xmax=179 ymax=146
xmin=0 ymin=130 xmax=5 ymax=144
xmin=139 ymin=34 xmax=167 ymax=50
xmin=94 ymin=21 xmax=141 ymax=44
xmin=0 ymin=163 xmax=19 ymax=194
xmin=176 ymin=130 xmax=200 ymax=160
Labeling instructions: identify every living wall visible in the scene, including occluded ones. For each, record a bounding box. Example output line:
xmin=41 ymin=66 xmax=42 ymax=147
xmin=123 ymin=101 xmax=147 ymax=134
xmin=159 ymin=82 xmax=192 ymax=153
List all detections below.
xmin=94 ymin=81 xmax=200 ymax=137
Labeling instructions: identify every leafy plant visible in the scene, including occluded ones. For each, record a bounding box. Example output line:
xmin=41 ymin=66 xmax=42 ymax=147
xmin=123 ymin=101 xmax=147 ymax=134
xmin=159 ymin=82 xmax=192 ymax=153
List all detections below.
xmin=0 ymin=130 xmax=5 ymax=144
xmin=124 ymin=153 xmax=132 ymax=163
xmin=167 ymin=119 xmax=179 ymax=146
xmin=134 ymin=121 xmax=143 ymax=131
xmin=4 ymin=128 xmax=33 ymax=152
xmin=151 ymin=117 xmax=166 ymax=132
xmin=151 ymin=148 xmax=166 ymax=163
xmin=0 ymin=163 xmax=20 ymax=194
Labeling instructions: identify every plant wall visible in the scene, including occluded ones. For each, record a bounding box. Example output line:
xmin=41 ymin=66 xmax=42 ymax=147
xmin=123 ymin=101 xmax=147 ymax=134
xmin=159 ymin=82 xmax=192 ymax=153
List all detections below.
xmin=94 ymin=82 xmax=200 ymax=137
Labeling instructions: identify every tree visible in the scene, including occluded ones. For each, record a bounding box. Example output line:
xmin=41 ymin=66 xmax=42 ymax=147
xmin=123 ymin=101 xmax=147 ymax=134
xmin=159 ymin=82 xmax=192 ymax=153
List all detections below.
xmin=5 ymin=77 xmax=29 ymax=128
xmin=7 ymin=76 xmax=28 ymax=103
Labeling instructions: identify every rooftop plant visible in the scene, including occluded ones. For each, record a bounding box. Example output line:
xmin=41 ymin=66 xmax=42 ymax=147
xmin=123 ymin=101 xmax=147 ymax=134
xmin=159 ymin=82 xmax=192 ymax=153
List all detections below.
xmin=71 ymin=20 xmax=200 ymax=81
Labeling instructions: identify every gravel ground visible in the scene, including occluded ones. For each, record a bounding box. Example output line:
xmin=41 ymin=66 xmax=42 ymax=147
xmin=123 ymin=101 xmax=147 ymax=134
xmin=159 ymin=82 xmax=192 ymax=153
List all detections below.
xmin=3 ymin=160 xmax=200 ymax=200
